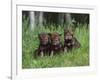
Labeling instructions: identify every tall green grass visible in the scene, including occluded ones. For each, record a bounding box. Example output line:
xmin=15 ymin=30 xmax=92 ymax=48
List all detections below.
xmin=22 ymin=17 xmax=89 ymax=68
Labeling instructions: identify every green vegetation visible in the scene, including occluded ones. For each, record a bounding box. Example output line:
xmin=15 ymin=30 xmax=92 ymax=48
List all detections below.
xmin=22 ymin=17 xmax=89 ymax=68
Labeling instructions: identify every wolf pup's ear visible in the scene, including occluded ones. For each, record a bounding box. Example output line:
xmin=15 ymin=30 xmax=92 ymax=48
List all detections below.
xmin=70 ymin=31 xmax=74 ymax=36
xmin=64 ymin=28 xmax=69 ymax=34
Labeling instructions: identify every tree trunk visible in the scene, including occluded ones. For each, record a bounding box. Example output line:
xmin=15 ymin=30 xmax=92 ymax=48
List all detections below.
xmin=65 ymin=13 xmax=72 ymax=25
xmin=38 ymin=12 xmax=43 ymax=27
xmin=58 ymin=13 xmax=64 ymax=26
xmin=29 ymin=11 xmax=35 ymax=30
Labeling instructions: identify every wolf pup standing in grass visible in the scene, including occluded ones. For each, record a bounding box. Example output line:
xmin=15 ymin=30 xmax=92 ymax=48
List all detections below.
xmin=64 ymin=28 xmax=81 ymax=52
xmin=49 ymin=32 xmax=63 ymax=57
xmin=37 ymin=33 xmax=51 ymax=57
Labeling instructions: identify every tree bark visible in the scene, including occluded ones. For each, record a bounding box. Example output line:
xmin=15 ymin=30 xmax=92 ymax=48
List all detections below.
xmin=58 ymin=13 xmax=64 ymax=26
xmin=29 ymin=11 xmax=35 ymax=30
xmin=65 ymin=13 xmax=72 ymax=25
xmin=38 ymin=12 xmax=43 ymax=27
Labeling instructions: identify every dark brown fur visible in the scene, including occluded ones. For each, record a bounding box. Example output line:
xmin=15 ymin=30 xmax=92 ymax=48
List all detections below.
xmin=49 ymin=32 xmax=63 ymax=56
xmin=64 ymin=29 xmax=81 ymax=52
xmin=37 ymin=33 xmax=50 ymax=57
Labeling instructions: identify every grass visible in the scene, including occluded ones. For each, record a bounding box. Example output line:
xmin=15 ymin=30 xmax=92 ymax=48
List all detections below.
xmin=22 ymin=17 xmax=89 ymax=69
